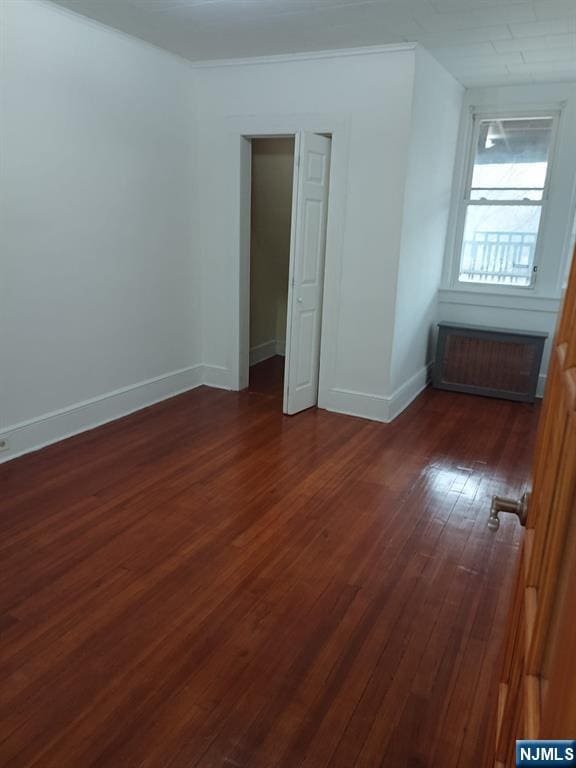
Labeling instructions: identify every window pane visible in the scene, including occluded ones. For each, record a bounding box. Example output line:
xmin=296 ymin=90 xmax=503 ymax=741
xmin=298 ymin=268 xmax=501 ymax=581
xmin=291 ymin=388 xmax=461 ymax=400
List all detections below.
xmin=459 ymin=204 xmax=542 ymax=286
xmin=470 ymin=117 xmax=554 ymax=200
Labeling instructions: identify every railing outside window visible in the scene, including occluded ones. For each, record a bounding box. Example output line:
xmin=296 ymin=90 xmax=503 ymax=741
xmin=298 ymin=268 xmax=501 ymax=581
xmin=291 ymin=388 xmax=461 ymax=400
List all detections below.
xmin=460 ymin=231 xmax=536 ymax=284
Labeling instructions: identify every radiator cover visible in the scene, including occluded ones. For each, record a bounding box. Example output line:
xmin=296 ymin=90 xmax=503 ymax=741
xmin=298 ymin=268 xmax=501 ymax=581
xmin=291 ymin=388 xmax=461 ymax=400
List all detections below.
xmin=433 ymin=323 xmax=547 ymax=403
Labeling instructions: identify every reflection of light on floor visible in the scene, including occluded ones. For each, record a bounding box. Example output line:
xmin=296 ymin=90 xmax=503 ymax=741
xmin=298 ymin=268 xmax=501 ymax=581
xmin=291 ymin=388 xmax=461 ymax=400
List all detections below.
xmin=419 ymin=459 xmax=520 ymax=539
xmin=423 ymin=462 xmax=478 ymax=496
xmin=421 ymin=459 xmax=511 ymax=511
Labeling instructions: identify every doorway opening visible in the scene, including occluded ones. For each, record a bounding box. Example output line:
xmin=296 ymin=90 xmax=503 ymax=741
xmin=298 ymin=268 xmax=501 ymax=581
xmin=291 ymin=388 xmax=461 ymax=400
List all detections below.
xmin=248 ymin=137 xmax=295 ymax=401
xmin=242 ymin=132 xmax=332 ymax=415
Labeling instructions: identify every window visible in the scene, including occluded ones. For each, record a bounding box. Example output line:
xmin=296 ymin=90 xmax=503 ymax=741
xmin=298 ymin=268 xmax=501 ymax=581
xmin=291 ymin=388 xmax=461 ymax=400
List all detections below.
xmin=456 ymin=114 xmax=556 ymax=288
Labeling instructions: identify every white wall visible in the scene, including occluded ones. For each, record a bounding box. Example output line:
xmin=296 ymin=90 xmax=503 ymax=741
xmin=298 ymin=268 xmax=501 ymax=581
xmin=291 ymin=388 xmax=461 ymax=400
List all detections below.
xmin=389 ymin=48 xmax=463 ymax=405
xmin=193 ymin=46 xmax=463 ymax=419
xmin=194 ymin=46 xmax=433 ymax=418
xmin=0 ymin=23 xmax=464 ymax=463
xmin=0 ymin=0 xmax=200 ymax=461
xmin=439 ymin=82 xmax=576 ymax=394
xmin=249 ymin=138 xmax=293 ymax=360
xmin=1 ymin=4 xmax=512 ymax=464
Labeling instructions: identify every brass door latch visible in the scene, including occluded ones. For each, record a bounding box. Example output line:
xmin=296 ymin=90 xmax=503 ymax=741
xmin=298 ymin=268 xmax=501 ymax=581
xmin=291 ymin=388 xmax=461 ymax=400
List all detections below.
xmin=488 ymin=492 xmax=530 ymax=531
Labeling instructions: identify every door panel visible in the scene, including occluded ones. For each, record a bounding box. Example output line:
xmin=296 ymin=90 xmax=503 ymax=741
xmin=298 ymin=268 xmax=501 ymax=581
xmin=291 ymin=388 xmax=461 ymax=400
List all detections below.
xmin=284 ymin=132 xmax=331 ymax=415
xmin=488 ymin=243 xmax=576 ymax=765
xmin=295 ymin=310 xmax=315 ymax=389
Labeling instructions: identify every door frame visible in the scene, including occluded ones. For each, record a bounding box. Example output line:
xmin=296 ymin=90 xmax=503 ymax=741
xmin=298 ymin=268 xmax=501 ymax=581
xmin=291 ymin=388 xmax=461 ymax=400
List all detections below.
xmin=233 ymin=115 xmax=349 ymax=409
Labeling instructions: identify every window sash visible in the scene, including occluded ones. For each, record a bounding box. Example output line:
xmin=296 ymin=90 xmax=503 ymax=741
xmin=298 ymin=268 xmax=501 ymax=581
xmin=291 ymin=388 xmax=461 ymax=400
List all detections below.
xmin=453 ymin=109 xmax=559 ymax=290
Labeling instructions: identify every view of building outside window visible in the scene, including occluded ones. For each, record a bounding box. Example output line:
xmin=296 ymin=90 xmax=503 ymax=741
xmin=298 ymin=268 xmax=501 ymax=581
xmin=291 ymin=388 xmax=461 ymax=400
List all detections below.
xmin=459 ymin=117 xmax=554 ymax=287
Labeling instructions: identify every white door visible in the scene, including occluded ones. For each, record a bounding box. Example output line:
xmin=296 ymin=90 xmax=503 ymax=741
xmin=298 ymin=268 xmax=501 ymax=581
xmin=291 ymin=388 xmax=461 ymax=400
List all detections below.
xmin=283 ymin=132 xmax=331 ymax=415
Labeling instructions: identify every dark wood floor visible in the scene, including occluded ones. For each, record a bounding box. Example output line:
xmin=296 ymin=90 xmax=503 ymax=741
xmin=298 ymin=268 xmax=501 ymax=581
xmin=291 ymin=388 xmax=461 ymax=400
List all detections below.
xmin=248 ymin=354 xmax=285 ymax=398
xmin=0 ymin=366 xmax=540 ymax=767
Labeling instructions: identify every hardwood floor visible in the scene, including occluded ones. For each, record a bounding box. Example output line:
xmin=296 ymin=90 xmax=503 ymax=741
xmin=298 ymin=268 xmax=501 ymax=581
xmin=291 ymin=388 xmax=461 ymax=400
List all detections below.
xmin=248 ymin=355 xmax=285 ymax=398
xmin=0 ymin=381 xmax=540 ymax=767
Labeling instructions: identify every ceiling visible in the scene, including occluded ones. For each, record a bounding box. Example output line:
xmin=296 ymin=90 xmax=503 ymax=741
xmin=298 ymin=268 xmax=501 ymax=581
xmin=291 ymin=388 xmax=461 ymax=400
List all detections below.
xmin=50 ymin=0 xmax=576 ymax=86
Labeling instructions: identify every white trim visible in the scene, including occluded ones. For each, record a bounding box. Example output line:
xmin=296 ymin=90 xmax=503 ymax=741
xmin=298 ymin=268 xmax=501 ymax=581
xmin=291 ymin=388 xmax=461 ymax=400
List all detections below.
xmin=442 ymin=99 xmax=568 ymax=298
xmin=321 ymin=388 xmax=389 ymax=422
xmin=0 ymin=360 xmax=433 ymax=464
xmin=438 ymin=288 xmax=561 ymax=314
xmin=238 ymin=135 xmax=253 ymax=391
xmin=190 ymin=43 xmax=417 ymax=70
xmin=388 ymin=364 xmax=433 ymax=422
xmin=201 ymin=364 xmax=233 ymax=390
xmin=35 ymin=3 xmax=415 ymax=71
xmin=0 ymin=365 xmax=204 ymax=464
xmin=235 ymin=117 xmax=349 ymax=413
xmin=450 ymin=108 xmax=560 ymax=291
xmin=321 ymin=364 xmax=432 ymax=424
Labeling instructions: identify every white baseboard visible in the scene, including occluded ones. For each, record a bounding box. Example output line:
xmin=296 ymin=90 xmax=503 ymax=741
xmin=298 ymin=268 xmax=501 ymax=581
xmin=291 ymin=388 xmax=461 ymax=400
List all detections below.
xmin=201 ymin=364 xmax=234 ymax=390
xmin=0 ymin=361 xmax=432 ymax=464
xmin=249 ymin=340 xmax=285 ymax=366
xmin=320 ymin=364 xmax=432 ymax=424
xmin=0 ymin=365 xmax=204 ymax=464
xmin=320 ymin=387 xmax=389 ymax=422
xmin=387 ymin=364 xmax=433 ymax=421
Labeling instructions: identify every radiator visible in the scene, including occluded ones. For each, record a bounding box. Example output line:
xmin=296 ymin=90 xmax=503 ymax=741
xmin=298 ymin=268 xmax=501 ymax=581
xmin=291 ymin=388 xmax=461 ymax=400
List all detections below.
xmin=433 ymin=323 xmax=547 ymax=403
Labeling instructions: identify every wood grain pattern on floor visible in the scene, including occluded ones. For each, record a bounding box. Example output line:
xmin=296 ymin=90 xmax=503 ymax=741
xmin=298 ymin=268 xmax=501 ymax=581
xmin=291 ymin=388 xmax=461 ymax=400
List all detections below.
xmin=0 ymin=373 xmax=539 ymax=767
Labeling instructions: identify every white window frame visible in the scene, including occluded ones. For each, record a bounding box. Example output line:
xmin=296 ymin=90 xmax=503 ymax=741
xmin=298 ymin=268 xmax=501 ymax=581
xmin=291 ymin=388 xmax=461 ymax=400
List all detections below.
xmin=449 ymin=107 xmax=561 ymax=292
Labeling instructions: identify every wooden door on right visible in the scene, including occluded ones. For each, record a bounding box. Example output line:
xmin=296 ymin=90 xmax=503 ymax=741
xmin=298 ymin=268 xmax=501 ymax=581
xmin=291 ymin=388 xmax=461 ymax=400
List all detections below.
xmin=487 ymin=244 xmax=576 ymax=766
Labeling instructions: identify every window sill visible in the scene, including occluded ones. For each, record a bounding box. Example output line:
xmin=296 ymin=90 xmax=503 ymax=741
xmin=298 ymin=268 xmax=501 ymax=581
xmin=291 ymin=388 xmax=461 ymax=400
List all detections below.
xmin=438 ymin=287 xmax=561 ymax=314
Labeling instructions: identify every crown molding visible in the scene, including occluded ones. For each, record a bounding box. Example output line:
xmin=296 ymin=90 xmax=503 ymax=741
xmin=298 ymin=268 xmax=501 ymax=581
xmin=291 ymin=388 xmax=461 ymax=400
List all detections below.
xmin=190 ymin=42 xmax=418 ymax=70
xmin=37 ymin=3 xmax=418 ymax=71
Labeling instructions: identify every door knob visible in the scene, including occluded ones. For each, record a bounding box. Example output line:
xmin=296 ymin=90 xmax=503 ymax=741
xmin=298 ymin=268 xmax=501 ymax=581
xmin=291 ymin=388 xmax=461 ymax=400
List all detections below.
xmin=488 ymin=491 xmax=530 ymax=531
xmin=297 ymin=297 xmax=303 ymax=303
